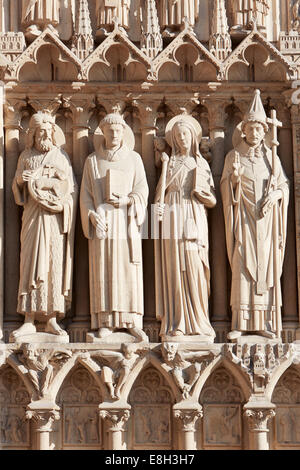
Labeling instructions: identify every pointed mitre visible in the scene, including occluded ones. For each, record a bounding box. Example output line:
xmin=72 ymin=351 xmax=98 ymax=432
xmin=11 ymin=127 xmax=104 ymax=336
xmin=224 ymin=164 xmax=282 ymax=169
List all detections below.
xmin=243 ymin=90 xmax=268 ymax=128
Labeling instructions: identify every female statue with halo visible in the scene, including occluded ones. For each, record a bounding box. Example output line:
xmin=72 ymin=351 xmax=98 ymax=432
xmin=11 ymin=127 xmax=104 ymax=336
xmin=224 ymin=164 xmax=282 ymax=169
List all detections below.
xmin=154 ymin=115 xmax=216 ymax=342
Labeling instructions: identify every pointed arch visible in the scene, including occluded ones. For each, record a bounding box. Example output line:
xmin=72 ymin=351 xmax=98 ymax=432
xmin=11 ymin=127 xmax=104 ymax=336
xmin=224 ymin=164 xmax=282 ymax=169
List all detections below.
xmin=123 ymin=353 xmax=181 ymax=403
xmin=195 ymin=356 xmax=251 ymax=402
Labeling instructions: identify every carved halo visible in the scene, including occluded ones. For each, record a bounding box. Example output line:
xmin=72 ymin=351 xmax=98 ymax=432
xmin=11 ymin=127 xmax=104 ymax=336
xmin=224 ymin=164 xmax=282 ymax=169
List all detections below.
xmin=93 ymin=122 xmax=135 ymax=152
xmin=165 ymin=115 xmax=202 ymax=147
xmin=232 ymin=121 xmax=272 ymax=148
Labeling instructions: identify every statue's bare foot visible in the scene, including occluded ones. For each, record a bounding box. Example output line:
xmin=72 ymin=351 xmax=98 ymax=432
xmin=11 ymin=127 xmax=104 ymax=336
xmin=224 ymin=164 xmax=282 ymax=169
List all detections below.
xmin=98 ymin=327 xmax=113 ymax=339
xmin=227 ymin=330 xmax=242 ymax=340
xmin=128 ymin=328 xmax=148 ymax=342
xmin=45 ymin=318 xmax=68 ymax=336
xmin=10 ymin=322 xmax=36 ymax=340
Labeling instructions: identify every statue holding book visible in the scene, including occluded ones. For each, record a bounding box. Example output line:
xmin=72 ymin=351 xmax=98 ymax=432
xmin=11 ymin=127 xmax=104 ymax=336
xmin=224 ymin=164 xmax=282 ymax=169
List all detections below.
xmin=154 ymin=115 xmax=216 ymax=342
xmin=80 ymin=113 xmax=149 ymax=343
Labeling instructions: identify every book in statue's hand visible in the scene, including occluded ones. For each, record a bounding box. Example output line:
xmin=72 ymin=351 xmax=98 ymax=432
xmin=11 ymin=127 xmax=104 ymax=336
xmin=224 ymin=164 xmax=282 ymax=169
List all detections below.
xmin=193 ymin=166 xmax=210 ymax=194
xmin=106 ymin=168 xmax=128 ymax=202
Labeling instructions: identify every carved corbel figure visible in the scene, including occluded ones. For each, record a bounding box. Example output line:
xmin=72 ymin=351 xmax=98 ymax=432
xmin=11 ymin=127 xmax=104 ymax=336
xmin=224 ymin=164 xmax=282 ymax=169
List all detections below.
xmin=13 ymin=344 xmax=72 ymax=400
xmin=161 ymin=343 xmax=215 ymax=399
xmin=86 ymin=343 xmax=148 ymax=400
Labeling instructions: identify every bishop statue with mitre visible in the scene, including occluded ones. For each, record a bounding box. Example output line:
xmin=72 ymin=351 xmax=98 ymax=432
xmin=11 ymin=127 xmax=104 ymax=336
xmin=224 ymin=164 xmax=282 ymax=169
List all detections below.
xmin=221 ymin=90 xmax=289 ymax=341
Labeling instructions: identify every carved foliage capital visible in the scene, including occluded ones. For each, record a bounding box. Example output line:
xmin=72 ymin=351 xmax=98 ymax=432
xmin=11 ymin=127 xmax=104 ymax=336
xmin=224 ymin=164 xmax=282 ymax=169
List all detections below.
xmin=63 ymin=95 xmax=96 ymax=126
xmin=99 ymin=99 xmax=127 ymax=116
xmin=4 ymin=99 xmax=27 ymax=128
xmin=173 ymin=408 xmax=203 ymax=432
xmin=244 ymin=408 xmax=275 ymax=432
xmin=166 ymin=98 xmax=200 ymax=117
xmin=99 ymin=409 xmax=130 ymax=432
xmin=28 ymin=96 xmax=62 ymax=116
xmin=133 ymin=100 xmax=160 ymax=128
xmin=26 ymin=409 xmax=60 ymax=433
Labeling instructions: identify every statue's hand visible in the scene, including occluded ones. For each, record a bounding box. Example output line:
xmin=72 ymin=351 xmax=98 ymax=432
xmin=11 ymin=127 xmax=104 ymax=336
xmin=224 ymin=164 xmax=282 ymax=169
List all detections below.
xmin=90 ymin=211 xmax=108 ymax=237
xmin=231 ymin=164 xmax=244 ymax=185
xmin=107 ymin=193 xmax=131 ymax=209
xmin=155 ymin=203 xmax=165 ymax=220
xmin=261 ymin=190 xmax=282 ymax=217
xmin=19 ymin=170 xmax=36 ymax=184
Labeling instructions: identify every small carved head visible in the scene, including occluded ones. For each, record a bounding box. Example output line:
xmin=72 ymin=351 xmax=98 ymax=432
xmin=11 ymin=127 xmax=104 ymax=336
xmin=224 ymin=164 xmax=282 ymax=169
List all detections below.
xmin=27 ymin=112 xmax=58 ymax=152
xmin=162 ymin=343 xmax=178 ymax=363
xmin=21 ymin=343 xmax=37 ymax=361
xmin=121 ymin=343 xmax=136 ymax=359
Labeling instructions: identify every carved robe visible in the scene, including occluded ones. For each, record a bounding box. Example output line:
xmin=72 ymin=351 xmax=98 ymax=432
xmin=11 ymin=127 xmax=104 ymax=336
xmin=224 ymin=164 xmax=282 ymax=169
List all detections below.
xmin=80 ymin=145 xmax=148 ymax=330
xmin=161 ymin=0 xmax=199 ymax=28
xmin=155 ymin=155 xmax=216 ymax=338
xmin=231 ymin=0 xmax=270 ymax=28
xmin=22 ymin=0 xmax=60 ymax=25
xmin=12 ymin=147 xmax=77 ymax=318
xmin=220 ymin=140 xmax=289 ymax=333
xmin=96 ymin=0 xmax=130 ymax=29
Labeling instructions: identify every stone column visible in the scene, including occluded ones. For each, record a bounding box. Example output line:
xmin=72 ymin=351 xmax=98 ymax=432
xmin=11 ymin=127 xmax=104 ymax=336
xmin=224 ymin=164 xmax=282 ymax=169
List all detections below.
xmin=10 ymin=0 xmax=19 ymax=32
xmin=0 ymin=83 xmax=3 ymax=341
xmin=206 ymin=100 xmax=230 ymax=340
xmin=244 ymin=407 xmax=275 ymax=450
xmin=3 ymin=98 xmax=26 ymax=341
xmin=290 ymin=103 xmax=300 ymax=339
xmin=63 ymin=96 xmax=95 ymax=341
xmin=133 ymin=100 xmax=159 ymax=324
xmin=173 ymin=408 xmax=203 ymax=450
xmin=26 ymin=406 xmax=60 ymax=450
xmin=99 ymin=409 xmax=130 ymax=450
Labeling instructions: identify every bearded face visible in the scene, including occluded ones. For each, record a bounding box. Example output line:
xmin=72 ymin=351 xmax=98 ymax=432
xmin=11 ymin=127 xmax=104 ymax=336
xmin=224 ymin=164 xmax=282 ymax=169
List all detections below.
xmin=34 ymin=122 xmax=55 ymax=153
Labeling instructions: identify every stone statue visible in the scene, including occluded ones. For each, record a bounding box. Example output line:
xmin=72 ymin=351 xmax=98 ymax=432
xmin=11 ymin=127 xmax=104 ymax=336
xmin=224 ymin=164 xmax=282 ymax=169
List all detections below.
xmin=230 ymin=0 xmax=270 ymax=30
xmin=85 ymin=343 xmax=146 ymax=400
xmin=80 ymin=113 xmax=149 ymax=343
xmin=161 ymin=343 xmax=215 ymax=399
xmin=14 ymin=344 xmax=72 ymax=399
xmin=21 ymin=0 xmax=60 ymax=39
xmin=292 ymin=0 xmax=300 ymax=31
xmin=221 ymin=90 xmax=289 ymax=341
xmin=11 ymin=112 xmax=78 ymax=342
xmin=96 ymin=0 xmax=130 ymax=36
xmin=160 ymin=0 xmax=199 ymax=35
xmin=154 ymin=115 xmax=216 ymax=342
